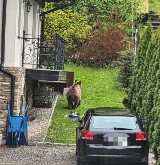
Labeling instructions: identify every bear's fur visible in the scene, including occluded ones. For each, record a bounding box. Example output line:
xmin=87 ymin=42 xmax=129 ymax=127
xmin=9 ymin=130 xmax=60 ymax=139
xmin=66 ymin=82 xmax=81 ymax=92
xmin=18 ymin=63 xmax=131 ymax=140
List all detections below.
xmin=66 ymin=81 xmax=81 ymax=109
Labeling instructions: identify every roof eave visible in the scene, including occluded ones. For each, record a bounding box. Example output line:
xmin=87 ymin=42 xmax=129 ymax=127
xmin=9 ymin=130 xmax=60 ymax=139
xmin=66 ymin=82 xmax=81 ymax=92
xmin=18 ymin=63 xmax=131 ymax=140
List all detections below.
xmin=35 ymin=0 xmax=45 ymax=8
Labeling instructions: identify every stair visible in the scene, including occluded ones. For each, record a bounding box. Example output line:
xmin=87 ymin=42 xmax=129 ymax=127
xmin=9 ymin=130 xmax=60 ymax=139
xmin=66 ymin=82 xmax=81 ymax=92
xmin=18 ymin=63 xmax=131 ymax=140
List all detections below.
xmin=148 ymin=12 xmax=160 ymax=30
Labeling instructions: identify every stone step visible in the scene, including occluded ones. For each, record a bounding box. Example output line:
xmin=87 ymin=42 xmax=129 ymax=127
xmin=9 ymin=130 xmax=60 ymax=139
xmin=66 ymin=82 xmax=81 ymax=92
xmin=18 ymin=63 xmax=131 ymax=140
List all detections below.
xmin=148 ymin=14 xmax=160 ymax=22
xmin=144 ymin=12 xmax=160 ymax=31
xmin=152 ymin=26 xmax=160 ymax=30
xmin=151 ymin=21 xmax=160 ymax=27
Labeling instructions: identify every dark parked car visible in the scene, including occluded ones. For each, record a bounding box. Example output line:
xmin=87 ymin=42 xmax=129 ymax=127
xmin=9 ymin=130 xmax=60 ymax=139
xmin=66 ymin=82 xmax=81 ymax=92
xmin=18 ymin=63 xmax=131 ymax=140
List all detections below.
xmin=76 ymin=107 xmax=149 ymax=165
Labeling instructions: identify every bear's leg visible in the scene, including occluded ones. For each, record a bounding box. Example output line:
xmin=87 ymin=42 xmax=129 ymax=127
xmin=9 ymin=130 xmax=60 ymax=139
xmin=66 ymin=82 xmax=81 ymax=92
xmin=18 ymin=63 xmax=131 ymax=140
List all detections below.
xmin=73 ymin=97 xmax=80 ymax=109
xmin=68 ymin=102 xmax=72 ymax=109
xmin=67 ymin=96 xmax=74 ymax=109
xmin=78 ymin=100 xmax=81 ymax=106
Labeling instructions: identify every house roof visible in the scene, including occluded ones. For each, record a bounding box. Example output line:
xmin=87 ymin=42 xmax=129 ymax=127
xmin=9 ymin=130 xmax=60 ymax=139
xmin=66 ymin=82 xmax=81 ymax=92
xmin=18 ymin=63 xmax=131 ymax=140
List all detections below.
xmin=44 ymin=0 xmax=61 ymax=2
xmin=35 ymin=0 xmax=45 ymax=8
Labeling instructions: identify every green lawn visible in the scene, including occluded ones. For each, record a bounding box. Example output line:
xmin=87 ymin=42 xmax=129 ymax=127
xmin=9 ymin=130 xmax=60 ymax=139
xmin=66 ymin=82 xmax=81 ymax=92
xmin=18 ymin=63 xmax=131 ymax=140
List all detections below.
xmin=46 ymin=63 xmax=126 ymax=144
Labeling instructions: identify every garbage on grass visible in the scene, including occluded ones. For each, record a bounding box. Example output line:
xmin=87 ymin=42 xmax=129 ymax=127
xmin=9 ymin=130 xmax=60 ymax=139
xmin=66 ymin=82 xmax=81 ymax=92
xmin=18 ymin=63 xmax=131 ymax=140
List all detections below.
xmin=68 ymin=111 xmax=80 ymax=122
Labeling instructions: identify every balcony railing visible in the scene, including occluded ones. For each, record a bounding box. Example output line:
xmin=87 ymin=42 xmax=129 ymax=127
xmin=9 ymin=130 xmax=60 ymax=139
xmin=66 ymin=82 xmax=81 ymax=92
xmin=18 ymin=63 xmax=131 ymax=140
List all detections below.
xmin=21 ymin=31 xmax=66 ymax=70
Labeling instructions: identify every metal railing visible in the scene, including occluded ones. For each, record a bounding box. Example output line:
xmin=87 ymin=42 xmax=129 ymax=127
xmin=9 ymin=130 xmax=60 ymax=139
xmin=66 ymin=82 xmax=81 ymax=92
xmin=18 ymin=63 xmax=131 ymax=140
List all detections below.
xmin=21 ymin=31 xmax=66 ymax=70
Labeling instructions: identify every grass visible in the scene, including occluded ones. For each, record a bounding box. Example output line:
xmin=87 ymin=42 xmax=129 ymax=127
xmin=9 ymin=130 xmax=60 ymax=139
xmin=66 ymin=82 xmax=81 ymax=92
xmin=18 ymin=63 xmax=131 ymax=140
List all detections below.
xmin=46 ymin=63 xmax=126 ymax=144
xmin=149 ymin=0 xmax=160 ymax=14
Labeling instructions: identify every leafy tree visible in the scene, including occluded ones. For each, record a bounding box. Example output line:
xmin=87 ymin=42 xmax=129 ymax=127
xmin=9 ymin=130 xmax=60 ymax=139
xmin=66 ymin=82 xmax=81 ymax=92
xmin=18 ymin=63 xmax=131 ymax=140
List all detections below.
xmin=44 ymin=8 xmax=92 ymax=53
xmin=43 ymin=0 xmax=140 ymax=55
xmin=75 ymin=0 xmax=139 ymax=24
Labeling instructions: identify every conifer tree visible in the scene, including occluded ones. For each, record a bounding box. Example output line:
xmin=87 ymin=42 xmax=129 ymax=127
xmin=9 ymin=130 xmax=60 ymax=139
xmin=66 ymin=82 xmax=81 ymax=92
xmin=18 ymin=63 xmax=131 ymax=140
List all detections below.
xmin=141 ymin=29 xmax=160 ymax=123
xmin=128 ymin=22 xmax=152 ymax=114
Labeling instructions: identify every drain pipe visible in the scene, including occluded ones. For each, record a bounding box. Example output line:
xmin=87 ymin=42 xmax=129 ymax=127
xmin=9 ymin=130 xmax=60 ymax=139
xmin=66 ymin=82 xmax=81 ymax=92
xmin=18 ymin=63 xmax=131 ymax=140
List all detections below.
xmin=1 ymin=0 xmax=15 ymax=115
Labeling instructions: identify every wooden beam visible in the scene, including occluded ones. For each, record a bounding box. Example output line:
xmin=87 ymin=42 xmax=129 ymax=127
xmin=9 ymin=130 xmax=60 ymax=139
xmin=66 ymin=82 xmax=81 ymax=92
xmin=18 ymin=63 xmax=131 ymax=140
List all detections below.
xmin=26 ymin=69 xmax=67 ymax=82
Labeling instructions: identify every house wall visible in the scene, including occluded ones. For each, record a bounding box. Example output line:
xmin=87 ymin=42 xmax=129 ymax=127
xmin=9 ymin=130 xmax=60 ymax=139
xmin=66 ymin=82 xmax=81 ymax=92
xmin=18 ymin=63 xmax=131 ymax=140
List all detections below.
xmin=0 ymin=67 xmax=25 ymax=137
xmin=0 ymin=0 xmax=43 ymax=140
xmin=5 ymin=0 xmax=21 ymax=67
xmin=0 ymin=71 xmax=11 ymax=136
xmin=4 ymin=0 xmax=41 ymax=68
xmin=0 ymin=0 xmax=3 ymax=63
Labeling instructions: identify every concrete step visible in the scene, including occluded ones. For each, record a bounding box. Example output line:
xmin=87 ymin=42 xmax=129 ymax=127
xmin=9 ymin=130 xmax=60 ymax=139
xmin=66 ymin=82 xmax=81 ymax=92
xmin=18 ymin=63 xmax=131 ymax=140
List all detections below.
xmin=151 ymin=21 xmax=160 ymax=27
xmin=148 ymin=14 xmax=160 ymax=22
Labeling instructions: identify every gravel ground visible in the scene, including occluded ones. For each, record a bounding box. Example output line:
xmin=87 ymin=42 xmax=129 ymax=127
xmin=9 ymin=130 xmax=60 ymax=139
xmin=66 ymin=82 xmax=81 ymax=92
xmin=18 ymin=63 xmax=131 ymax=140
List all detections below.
xmin=0 ymin=145 xmax=76 ymax=165
xmin=0 ymin=96 xmax=157 ymax=165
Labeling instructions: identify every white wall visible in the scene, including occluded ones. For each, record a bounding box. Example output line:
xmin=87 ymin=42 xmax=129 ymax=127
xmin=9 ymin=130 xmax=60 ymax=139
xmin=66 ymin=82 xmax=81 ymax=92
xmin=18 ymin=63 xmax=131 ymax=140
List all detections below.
xmin=4 ymin=0 xmax=20 ymax=67
xmin=23 ymin=1 xmax=41 ymax=69
xmin=4 ymin=0 xmax=42 ymax=68
xmin=0 ymin=0 xmax=3 ymax=62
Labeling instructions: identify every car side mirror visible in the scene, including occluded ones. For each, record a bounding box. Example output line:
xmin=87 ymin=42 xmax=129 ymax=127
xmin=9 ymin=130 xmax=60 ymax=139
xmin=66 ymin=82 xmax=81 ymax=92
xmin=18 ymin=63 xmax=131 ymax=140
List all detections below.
xmin=79 ymin=125 xmax=84 ymax=130
xmin=79 ymin=119 xmax=82 ymax=123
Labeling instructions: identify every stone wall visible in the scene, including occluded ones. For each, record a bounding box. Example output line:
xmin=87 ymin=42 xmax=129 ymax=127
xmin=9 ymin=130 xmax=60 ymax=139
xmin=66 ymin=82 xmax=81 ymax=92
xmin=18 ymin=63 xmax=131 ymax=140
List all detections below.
xmin=0 ymin=71 xmax=11 ymax=135
xmin=6 ymin=67 xmax=26 ymax=116
xmin=0 ymin=67 xmax=25 ymax=136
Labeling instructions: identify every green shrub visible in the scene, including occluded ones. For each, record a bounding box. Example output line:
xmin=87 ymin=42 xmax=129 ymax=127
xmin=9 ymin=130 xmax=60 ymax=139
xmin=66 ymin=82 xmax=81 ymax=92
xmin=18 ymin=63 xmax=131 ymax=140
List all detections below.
xmin=71 ymin=24 xmax=127 ymax=67
xmin=118 ymin=49 xmax=135 ymax=89
xmin=44 ymin=8 xmax=92 ymax=53
xmin=126 ymin=25 xmax=160 ymax=162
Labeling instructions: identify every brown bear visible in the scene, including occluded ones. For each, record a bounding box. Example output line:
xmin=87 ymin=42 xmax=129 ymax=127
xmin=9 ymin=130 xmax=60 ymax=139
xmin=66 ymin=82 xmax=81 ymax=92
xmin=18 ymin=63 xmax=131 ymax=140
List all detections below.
xmin=66 ymin=80 xmax=81 ymax=109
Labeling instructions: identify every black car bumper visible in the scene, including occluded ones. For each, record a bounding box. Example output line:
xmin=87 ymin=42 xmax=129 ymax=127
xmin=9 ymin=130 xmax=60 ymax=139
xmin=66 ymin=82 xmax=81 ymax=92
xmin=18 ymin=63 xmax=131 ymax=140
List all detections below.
xmin=84 ymin=154 xmax=147 ymax=164
xmin=81 ymin=145 xmax=148 ymax=164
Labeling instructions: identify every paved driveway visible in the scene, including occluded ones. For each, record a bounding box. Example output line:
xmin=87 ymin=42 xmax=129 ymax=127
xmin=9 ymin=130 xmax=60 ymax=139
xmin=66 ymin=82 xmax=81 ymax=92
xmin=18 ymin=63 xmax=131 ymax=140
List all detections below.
xmin=0 ymin=145 xmax=76 ymax=165
xmin=0 ymin=96 xmax=156 ymax=165
xmin=0 ymin=144 xmax=156 ymax=165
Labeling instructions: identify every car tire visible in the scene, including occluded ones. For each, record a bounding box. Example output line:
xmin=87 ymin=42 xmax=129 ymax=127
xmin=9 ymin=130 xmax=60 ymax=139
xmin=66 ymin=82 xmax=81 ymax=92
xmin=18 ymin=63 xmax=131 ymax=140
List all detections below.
xmin=76 ymin=147 xmax=78 ymax=155
xmin=141 ymin=161 xmax=148 ymax=165
xmin=77 ymin=156 xmax=85 ymax=165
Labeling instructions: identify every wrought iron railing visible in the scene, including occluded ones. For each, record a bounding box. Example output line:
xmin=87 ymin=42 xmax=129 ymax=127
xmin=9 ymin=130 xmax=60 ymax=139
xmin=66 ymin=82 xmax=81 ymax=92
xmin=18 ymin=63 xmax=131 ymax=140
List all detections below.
xmin=21 ymin=31 xmax=66 ymax=70
xmin=21 ymin=31 xmax=40 ymax=68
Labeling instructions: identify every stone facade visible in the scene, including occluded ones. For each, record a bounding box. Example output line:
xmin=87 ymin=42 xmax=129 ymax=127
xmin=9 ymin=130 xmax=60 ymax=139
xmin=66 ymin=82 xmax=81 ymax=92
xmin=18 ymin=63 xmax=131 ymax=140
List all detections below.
xmin=0 ymin=67 xmax=26 ymax=136
xmin=0 ymin=72 xmax=11 ymax=135
xmin=6 ymin=67 xmax=26 ymax=116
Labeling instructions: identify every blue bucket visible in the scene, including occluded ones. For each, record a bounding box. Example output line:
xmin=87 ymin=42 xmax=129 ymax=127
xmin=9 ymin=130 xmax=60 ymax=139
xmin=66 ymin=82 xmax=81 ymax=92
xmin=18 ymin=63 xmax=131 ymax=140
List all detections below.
xmin=6 ymin=103 xmax=28 ymax=146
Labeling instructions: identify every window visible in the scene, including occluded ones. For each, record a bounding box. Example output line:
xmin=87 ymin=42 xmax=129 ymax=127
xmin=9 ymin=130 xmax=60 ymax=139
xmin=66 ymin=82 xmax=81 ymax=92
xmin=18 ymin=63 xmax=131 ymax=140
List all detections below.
xmin=92 ymin=116 xmax=136 ymax=130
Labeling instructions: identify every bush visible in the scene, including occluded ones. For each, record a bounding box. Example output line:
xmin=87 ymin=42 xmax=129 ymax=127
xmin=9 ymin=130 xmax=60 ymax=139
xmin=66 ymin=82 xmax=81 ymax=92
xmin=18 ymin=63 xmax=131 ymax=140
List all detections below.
xmin=118 ymin=49 xmax=135 ymax=89
xmin=126 ymin=25 xmax=160 ymax=162
xmin=44 ymin=8 xmax=92 ymax=54
xmin=70 ymin=24 xmax=128 ymax=67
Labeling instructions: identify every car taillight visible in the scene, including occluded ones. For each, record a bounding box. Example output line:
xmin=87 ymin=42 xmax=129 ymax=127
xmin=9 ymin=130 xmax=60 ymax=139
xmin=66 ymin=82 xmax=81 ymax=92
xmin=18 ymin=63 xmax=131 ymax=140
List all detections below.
xmin=136 ymin=132 xmax=147 ymax=140
xmin=81 ymin=130 xmax=93 ymax=140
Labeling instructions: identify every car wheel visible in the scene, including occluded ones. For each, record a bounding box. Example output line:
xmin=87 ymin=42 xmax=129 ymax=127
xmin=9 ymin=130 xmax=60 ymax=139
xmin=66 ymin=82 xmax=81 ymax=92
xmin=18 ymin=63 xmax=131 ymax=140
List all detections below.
xmin=76 ymin=147 xmax=78 ymax=155
xmin=77 ymin=156 xmax=85 ymax=165
xmin=141 ymin=161 xmax=148 ymax=165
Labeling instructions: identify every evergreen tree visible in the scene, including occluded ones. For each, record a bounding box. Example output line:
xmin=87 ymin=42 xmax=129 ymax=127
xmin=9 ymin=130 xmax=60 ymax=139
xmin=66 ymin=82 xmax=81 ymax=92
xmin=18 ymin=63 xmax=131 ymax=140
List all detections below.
xmin=118 ymin=49 xmax=135 ymax=90
xmin=128 ymin=22 xmax=153 ymax=113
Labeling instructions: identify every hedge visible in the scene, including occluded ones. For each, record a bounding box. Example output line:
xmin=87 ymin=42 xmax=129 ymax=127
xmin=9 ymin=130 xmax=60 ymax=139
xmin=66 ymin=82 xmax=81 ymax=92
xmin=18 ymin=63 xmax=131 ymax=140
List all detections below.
xmin=126 ymin=23 xmax=160 ymax=164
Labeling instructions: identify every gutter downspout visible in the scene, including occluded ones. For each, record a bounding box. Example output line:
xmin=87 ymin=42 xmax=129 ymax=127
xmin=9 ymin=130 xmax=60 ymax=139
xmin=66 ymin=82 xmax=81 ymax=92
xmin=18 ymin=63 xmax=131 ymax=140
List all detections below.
xmin=1 ymin=0 xmax=15 ymax=115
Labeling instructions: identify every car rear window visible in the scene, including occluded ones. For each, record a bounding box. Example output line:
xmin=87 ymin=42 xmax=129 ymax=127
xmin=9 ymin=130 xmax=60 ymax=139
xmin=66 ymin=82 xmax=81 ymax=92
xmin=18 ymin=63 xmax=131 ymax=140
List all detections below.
xmin=92 ymin=116 xmax=136 ymax=130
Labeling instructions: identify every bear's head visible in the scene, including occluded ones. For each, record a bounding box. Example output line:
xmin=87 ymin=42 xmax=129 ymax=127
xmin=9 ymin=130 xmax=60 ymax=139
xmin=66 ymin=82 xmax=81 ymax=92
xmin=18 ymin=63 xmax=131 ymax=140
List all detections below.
xmin=74 ymin=80 xmax=81 ymax=86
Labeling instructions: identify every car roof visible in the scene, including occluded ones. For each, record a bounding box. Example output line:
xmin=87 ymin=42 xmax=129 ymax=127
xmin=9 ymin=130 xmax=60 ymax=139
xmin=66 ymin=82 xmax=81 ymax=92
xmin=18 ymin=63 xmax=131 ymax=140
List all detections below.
xmin=87 ymin=107 xmax=135 ymax=117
